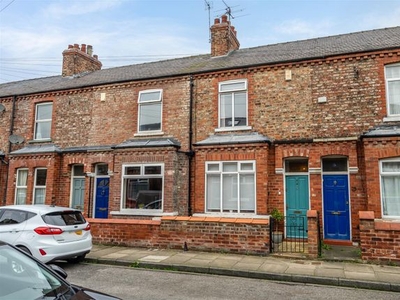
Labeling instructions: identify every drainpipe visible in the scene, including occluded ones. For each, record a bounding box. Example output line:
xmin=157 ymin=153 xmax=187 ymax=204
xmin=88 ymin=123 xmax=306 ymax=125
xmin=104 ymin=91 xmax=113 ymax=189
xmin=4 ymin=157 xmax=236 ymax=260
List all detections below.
xmin=187 ymin=75 xmax=195 ymax=216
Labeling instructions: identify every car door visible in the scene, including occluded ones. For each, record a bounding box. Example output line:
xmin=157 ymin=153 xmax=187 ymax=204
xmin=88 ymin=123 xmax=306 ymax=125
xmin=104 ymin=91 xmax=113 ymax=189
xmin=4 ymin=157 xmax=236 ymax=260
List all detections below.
xmin=0 ymin=209 xmax=28 ymax=244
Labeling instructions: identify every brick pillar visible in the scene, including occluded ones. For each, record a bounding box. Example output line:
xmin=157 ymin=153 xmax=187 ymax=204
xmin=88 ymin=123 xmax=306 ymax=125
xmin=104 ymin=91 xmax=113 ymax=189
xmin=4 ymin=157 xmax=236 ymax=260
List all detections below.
xmin=307 ymin=210 xmax=319 ymax=258
xmin=359 ymin=211 xmax=375 ymax=261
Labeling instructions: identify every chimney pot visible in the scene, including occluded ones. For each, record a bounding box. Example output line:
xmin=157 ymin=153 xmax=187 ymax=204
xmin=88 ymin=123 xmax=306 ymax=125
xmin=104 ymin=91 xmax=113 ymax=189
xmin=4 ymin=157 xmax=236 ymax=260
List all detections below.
xmin=214 ymin=17 xmax=220 ymax=25
xmin=73 ymin=43 xmax=79 ymax=49
xmin=81 ymin=44 xmax=87 ymax=53
xmin=221 ymin=15 xmax=228 ymax=23
xmin=93 ymin=54 xmax=98 ymax=60
xmin=87 ymin=45 xmax=93 ymax=56
xmin=68 ymin=44 xmax=73 ymax=49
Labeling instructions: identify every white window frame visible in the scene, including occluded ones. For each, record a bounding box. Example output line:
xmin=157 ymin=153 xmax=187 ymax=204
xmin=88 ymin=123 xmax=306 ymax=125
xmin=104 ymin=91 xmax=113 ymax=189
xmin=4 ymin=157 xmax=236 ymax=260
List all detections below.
xmin=34 ymin=102 xmax=53 ymax=140
xmin=121 ymin=163 xmax=164 ymax=211
xmin=15 ymin=168 xmax=28 ymax=205
xmin=380 ymin=158 xmax=400 ymax=218
xmin=385 ymin=64 xmax=400 ymax=120
xmin=137 ymin=89 xmax=163 ymax=133
xmin=33 ymin=168 xmax=47 ymax=205
xmin=205 ymin=161 xmax=256 ymax=214
xmin=70 ymin=165 xmax=85 ymax=210
xmin=217 ymin=79 xmax=250 ymax=131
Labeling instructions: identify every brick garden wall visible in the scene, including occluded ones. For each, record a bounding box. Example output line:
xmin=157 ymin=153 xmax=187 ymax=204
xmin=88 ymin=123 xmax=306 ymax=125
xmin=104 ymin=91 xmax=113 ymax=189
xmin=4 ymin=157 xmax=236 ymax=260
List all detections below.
xmin=88 ymin=216 xmax=271 ymax=255
xmin=359 ymin=211 xmax=400 ymax=265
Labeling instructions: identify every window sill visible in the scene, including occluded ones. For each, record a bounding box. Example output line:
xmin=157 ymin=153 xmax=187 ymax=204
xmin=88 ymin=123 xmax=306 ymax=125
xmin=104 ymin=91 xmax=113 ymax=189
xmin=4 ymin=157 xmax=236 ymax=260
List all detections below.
xmin=214 ymin=126 xmax=252 ymax=133
xmin=28 ymin=139 xmax=52 ymax=144
xmin=383 ymin=116 xmax=400 ymax=122
xmin=193 ymin=213 xmax=268 ymax=219
xmin=134 ymin=131 xmax=164 ymax=137
xmin=111 ymin=210 xmax=178 ymax=217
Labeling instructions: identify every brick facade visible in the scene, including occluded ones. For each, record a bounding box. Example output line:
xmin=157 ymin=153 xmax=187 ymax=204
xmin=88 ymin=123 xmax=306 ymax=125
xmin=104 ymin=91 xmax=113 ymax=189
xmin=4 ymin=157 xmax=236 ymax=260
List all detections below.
xmin=1 ymin=20 xmax=400 ymax=260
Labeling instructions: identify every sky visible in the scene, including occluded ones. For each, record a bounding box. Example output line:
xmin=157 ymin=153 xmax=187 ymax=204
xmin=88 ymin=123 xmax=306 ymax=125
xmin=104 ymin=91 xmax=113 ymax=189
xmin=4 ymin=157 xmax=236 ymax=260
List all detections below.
xmin=0 ymin=0 xmax=400 ymax=84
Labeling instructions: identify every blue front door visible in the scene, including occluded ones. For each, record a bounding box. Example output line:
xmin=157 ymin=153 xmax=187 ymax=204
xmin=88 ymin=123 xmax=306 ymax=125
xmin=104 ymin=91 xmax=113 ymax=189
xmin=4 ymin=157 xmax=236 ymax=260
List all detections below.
xmin=323 ymin=175 xmax=350 ymax=240
xmin=286 ymin=175 xmax=309 ymax=238
xmin=94 ymin=177 xmax=109 ymax=219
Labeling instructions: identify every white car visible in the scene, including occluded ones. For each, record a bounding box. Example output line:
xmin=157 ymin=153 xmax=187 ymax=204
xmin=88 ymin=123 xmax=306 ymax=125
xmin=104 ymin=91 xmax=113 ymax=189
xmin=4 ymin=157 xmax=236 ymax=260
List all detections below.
xmin=0 ymin=205 xmax=92 ymax=263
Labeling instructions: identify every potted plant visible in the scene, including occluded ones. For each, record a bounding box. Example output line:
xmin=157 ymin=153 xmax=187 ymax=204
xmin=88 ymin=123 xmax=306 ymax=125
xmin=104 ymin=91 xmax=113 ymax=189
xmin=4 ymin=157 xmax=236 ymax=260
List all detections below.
xmin=270 ymin=208 xmax=284 ymax=244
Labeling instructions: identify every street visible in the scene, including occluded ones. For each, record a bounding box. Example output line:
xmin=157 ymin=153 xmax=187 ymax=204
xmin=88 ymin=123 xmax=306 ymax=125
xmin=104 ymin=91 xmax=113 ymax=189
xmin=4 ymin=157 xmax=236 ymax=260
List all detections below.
xmin=61 ymin=262 xmax=399 ymax=300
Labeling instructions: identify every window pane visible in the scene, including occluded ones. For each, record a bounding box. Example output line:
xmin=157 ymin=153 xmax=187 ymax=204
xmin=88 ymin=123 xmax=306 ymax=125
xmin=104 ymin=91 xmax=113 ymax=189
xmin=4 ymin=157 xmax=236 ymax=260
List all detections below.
xmin=126 ymin=166 xmax=140 ymax=175
xmin=220 ymin=81 xmax=246 ymax=92
xmin=322 ymin=158 xmax=347 ymax=172
xmin=223 ymin=162 xmax=237 ymax=172
xmin=285 ymin=160 xmax=308 ymax=172
xmin=16 ymin=188 xmax=27 ymax=205
xmin=222 ymin=174 xmax=238 ymax=211
xmin=388 ymin=81 xmax=400 ymax=115
xmin=139 ymin=91 xmax=161 ymax=102
xmin=145 ymin=166 xmax=162 ymax=175
xmin=382 ymin=175 xmax=400 ymax=216
xmin=386 ymin=65 xmax=400 ymax=79
xmin=240 ymin=174 xmax=255 ymax=211
xmin=220 ymin=94 xmax=232 ymax=127
xmin=207 ymin=163 xmax=220 ymax=172
xmin=124 ymin=178 xmax=162 ymax=209
xmin=35 ymin=121 xmax=51 ymax=139
xmin=96 ymin=164 xmax=108 ymax=175
xmin=17 ymin=170 xmax=28 ymax=186
xmin=73 ymin=165 xmax=84 ymax=176
xmin=34 ymin=188 xmax=46 ymax=204
xmin=36 ymin=104 xmax=52 ymax=120
xmin=382 ymin=162 xmax=400 ymax=172
xmin=139 ymin=103 xmax=161 ymax=131
xmin=35 ymin=169 xmax=47 ymax=185
xmin=233 ymin=92 xmax=247 ymax=126
xmin=206 ymin=174 xmax=220 ymax=210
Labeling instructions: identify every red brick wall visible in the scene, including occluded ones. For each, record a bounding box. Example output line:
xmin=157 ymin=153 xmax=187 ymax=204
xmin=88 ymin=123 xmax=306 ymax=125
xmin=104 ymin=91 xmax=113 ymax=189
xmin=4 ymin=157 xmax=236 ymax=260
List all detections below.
xmin=88 ymin=216 xmax=271 ymax=255
xmin=359 ymin=211 xmax=400 ymax=264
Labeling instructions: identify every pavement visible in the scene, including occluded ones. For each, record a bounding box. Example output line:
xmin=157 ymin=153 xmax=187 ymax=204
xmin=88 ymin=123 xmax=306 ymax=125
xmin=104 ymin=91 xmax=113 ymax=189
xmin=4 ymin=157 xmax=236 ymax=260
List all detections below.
xmin=85 ymin=244 xmax=400 ymax=293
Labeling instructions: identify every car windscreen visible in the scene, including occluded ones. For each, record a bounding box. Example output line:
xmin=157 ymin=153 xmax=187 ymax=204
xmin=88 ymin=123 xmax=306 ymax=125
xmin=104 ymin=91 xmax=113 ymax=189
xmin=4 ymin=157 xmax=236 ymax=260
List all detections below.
xmin=42 ymin=211 xmax=86 ymax=226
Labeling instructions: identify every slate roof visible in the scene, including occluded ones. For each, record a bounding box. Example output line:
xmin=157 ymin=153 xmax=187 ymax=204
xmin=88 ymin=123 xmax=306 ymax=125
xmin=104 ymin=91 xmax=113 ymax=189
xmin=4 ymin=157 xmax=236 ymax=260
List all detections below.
xmin=1 ymin=26 xmax=400 ymax=98
xmin=362 ymin=125 xmax=400 ymax=137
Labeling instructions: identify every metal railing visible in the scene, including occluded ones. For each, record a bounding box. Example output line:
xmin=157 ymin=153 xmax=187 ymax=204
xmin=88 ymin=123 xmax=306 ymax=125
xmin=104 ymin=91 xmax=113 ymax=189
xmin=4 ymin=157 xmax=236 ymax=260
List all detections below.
xmin=270 ymin=215 xmax=307 ymax=253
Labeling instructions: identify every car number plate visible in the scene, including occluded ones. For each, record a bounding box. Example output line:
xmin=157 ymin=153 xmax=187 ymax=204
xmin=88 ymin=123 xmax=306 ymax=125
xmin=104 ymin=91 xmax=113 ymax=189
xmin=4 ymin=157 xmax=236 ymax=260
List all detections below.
xmin=75 ymin=230 xmax=82 ymax=235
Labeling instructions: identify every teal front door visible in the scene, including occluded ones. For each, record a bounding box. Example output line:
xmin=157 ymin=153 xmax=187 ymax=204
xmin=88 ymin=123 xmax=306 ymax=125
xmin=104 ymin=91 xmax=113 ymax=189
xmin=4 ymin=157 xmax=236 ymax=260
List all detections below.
xmin=71 ymin=178 xmax=85 ymax=210
xmin=323 ymin=175 xmax=350 ymax=240
xmin=285 ymin=175 xmax=309 ymax=238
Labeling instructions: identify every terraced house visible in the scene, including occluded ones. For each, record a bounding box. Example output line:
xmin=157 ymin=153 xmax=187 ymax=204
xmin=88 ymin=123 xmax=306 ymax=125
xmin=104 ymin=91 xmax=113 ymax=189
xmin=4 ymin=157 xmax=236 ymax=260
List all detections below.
xmin=0 ymin=15 xmax=400 ymax=263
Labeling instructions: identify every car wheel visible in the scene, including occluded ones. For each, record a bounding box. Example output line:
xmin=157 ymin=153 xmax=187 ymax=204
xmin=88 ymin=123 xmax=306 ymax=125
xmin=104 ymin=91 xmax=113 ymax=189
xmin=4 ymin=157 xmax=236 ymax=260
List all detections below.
xmin=17 ymin=246 xmax=32 ymax=256
xmin=67 ymin=254 xmax=86 ymax=264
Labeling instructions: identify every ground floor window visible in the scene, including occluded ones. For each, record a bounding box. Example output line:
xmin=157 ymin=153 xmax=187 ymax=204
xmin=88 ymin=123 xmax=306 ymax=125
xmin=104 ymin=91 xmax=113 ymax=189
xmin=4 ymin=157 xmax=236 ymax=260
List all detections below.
xmin=15 ymin=169 xmax=28 ymax=204
xmin=381 ymin=159 xmax=400 ymax=217
xmin=33 ymin=168 xmax=47 ymax=204
xmin=122 ymin=164 xmax=163 ymax=210
xmin=206 ymin=161 xmax=255 ymax=213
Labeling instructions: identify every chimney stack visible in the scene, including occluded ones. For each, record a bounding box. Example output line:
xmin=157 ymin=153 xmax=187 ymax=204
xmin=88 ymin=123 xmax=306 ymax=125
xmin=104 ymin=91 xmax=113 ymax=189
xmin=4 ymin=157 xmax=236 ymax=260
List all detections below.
xmin=62 ymin=43 xmax=102 ymax=77
xmin=210 ymin=15 xmax=240 ymax=57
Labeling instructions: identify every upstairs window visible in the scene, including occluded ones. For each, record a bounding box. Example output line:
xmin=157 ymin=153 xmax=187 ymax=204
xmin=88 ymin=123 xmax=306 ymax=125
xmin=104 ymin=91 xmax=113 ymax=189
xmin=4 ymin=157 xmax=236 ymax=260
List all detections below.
xmin=219 ymin=80 xmax=248 ymax=129
xmin=138 ymin=90 xmax=162 ymax=132
xmin=33 ymin=168 xmax=47 ymax=205
xmin=380 ymin=159 xmax=400 ymax=218
xmin=34 ymin=102 xmax=53 ymax=140
xmin=385 ymin=64 xmax=400 ymax=116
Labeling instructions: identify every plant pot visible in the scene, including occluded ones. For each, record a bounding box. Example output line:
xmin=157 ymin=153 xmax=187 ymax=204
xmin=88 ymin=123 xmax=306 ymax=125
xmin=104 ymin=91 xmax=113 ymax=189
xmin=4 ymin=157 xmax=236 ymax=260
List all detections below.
xmin=272 ymin=231 xmax=283 ymax=244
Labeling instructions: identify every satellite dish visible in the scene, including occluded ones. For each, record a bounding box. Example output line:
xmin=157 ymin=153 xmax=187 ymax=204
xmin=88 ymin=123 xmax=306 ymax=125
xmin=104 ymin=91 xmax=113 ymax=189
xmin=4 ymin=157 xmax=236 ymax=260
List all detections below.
xmin=0 ymin=104 xmax=5 ymax=112
xmin=9 ymin=135 xmax=24 ymax=144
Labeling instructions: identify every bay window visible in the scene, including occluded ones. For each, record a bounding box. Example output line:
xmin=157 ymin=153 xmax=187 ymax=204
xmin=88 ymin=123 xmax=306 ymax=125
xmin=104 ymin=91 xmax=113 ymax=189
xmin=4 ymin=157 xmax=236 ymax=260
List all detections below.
xmin=206 ymin=161 xmax=255 ymax=213
xmin=122 ymin=164 xmax=163 ymax=210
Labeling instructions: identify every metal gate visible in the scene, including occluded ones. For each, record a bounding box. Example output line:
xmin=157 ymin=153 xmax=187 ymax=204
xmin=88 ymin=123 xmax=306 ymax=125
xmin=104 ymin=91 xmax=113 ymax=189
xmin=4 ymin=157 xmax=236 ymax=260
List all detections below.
xmin=270 ymin=215 xmax=307 ymax=253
